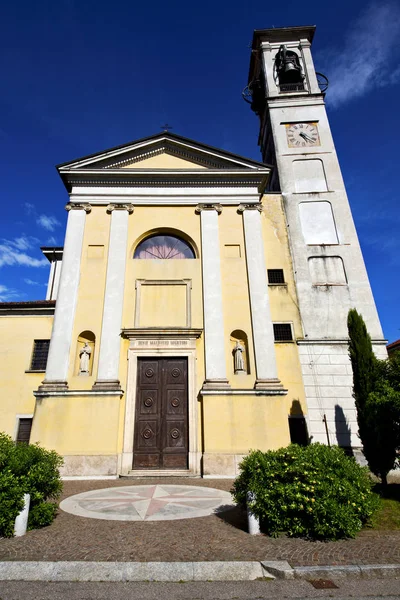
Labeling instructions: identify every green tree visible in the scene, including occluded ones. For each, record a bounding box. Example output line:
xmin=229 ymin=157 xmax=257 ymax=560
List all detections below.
xmin=347 ymin=308 xmax=378 ymax=444
xmin=365 ymin=383 xmax=400 ymax=486
xmin=347 ymin=309 xmax=400 ymax=485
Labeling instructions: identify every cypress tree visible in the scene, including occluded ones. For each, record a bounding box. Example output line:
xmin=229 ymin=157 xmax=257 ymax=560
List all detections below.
xmin=347 ymin=309 xmax=400 ymax=486
xmin=347 ymin=309 xmax=378 ymax=471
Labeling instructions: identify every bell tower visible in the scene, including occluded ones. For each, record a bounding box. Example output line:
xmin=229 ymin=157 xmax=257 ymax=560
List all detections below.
xmin=246 ymin=26 xmax=386 ymax=447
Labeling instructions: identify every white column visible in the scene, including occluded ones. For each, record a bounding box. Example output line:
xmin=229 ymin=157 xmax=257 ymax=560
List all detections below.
xmin=196 ymin=204 xmax=230 ymax=389
xmin=239 ymin=204 xmax=283 ymax=390
xmin=41 ymin=204 xmax=90 ymax=389
xmin=93 ymin=204 xmax=133 ymax=391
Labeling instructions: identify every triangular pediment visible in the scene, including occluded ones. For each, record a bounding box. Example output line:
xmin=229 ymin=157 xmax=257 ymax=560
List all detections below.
xmin=57 ymin=132 xmax=268 ymax=172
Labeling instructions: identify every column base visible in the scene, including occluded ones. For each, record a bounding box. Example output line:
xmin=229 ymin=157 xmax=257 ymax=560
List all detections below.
xmin=37 ymin=380 xmax=69 ymax=392
xmin=202 ymin=379 xmax=231 ymax=390
xmin=254 ymin=378 xmax=285 ymax=391
xmin=92 ymin=379 xmax=122 ymax=392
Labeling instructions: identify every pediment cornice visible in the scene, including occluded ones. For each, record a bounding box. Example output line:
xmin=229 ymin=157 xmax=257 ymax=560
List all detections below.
xmin=61 ymin=168 xmax=270 ymax=193
xmin=57 ymin=133 xmax=270 ymax=173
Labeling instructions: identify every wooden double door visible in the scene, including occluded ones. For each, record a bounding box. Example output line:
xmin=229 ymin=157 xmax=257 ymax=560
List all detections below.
xmin=133 ymin=357 xmax=188 ymax=470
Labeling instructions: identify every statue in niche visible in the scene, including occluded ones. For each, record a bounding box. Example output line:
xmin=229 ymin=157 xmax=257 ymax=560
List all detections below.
xmin=79 ymin=342 xmax=92 ymax=375
xmin=233 ymin=341 xmax=246 ymax=374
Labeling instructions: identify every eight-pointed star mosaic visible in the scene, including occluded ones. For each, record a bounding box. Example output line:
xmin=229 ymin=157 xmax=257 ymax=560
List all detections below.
xmin=60 ymin=485 xmax=234 ymax=521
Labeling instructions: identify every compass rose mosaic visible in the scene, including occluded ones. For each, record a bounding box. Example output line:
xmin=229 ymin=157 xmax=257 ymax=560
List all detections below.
xmin=60 ymin=485 xmax=234 ymax=521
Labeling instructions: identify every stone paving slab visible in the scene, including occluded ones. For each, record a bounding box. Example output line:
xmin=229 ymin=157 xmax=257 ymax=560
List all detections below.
xmin=1 ymin=478 xmax=400 ymax=566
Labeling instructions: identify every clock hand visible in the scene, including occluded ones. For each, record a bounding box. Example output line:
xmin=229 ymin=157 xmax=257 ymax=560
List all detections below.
xmin=299 ymin=132 xmax=314 ymax=142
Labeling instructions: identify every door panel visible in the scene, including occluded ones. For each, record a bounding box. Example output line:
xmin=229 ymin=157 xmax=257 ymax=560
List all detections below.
xmin=133 ymin=357 xmax=188 ymax=469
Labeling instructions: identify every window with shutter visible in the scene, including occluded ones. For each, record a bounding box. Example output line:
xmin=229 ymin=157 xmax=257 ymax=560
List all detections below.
xmin=16 ymin=418 xmax=33 ymax=443
xmin=30 ymin=340 xmax=50 ymax=371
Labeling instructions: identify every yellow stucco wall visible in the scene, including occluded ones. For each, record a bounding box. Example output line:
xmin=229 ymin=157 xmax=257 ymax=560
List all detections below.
xmin=202 ymin=395 xmax=291 ymax=453
xmin=122 ymin=153 xmax=207 ymax=169
xmin=0 ymin=315 xmax=53 ymax=438
xmin=30 ymin=394 xmax=121 ymax=455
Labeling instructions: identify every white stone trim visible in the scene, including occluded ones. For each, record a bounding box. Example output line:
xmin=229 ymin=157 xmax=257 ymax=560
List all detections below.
xmin=200 ymin=388 xmax=287 ymax=396
xmin=198 ymin=206 xmax=229 ymax=385
xmin=96 ymin=205 xmax=133 ymax=385
xmin=43 ymin=206 xmax=88 ymax=383
xmin=34 ymin=390 xmax=123 ymax=397
xmin=239 ymin=205 xmax=279 ymax=384
xmin=121 ymin=337 xmax=200 ymax=476
xmin=60 ymin=136 xmax=268 ymax=170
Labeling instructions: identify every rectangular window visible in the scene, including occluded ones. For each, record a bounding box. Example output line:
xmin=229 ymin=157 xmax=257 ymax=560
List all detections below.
xmin=16 ymin=418 xmax=33 ymax=443
xmin=273 ymin=323 xmax=293 ymax=342
xmin=30 ymin=339 xmax=50 ymax=371
xmin=268 ymin=269 xmax=285 ymax=284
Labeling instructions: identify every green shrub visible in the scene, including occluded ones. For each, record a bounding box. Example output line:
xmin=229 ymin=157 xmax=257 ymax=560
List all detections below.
xmin=0 ymin=432 xmax=63 ymax=537
xmin=28 ymin=502 xmax=59 ymax=529
xmin=232 ymin=444 xmax=379 ymax=540
xmin=0 ymin=471 xmax=25 ymax=538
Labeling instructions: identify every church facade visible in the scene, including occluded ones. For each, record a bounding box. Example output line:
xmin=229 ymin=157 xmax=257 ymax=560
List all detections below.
xmin=0 ymin=26 xmax=386 ymax=478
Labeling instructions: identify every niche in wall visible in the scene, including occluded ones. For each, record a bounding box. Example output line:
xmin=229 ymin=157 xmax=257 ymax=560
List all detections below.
xmin=230 ymin=329 xmax=250 ymax=375
xmin=299 ymin=201 xmax=338 ymax=245
xmin=308 ymin=256 xmax=347 ymax=285
xmin=75 ymin=330 xmax=96 ymax=376
xmin=293 ymin=159 xmax=327 ymax=193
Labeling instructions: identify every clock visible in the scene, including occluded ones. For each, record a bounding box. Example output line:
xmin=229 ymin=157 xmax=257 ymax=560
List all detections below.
xmin=286 ymin=122 xmax=320 ymax=148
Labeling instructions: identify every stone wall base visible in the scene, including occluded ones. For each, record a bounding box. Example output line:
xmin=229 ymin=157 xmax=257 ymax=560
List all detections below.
xmin=60 ymin=454 xmax=118 ymax=477
xmin=202 ymin=453 xmax=246 ymax=477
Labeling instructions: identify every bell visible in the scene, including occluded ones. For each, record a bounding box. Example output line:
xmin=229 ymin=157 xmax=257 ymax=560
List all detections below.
xmin=284 ymin=60 xmax=297 ymax=73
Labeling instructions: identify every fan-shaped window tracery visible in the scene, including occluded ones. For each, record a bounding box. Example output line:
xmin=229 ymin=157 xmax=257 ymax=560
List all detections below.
xmin=134 ymin=234 xmax=195 ymax=259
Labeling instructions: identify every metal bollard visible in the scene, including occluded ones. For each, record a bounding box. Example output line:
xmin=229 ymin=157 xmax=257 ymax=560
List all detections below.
xmin=246 ymin=491 xmax=260 ymax=535
xmin=14 ymin=493 xmax=30 ymax=537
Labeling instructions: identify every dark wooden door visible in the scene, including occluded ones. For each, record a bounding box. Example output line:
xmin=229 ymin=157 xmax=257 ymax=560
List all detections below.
xmin=133 ymin=357 xmax=188 ymax=469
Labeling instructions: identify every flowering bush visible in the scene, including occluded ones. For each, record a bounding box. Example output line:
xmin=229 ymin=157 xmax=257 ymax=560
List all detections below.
xmin=232 ymin=444 xmax=379 ymax=540
xmin=0 ymin=432 xmax=63 ymax=537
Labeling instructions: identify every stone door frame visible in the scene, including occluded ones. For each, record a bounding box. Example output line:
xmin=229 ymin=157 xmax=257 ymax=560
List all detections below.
xmin=120 ymin=331 xmax=201 ymax=476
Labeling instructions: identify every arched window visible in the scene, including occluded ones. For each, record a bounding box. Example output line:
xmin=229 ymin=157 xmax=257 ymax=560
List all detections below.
xmin=134 ymin=234 xmax=195 ymax=259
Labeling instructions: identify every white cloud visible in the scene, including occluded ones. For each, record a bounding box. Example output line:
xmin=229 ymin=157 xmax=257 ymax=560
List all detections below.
xmin=37 ymin=215 xmax=61 ymax=231
xmin=0 ymin=284 xmax=21 ymax=302
xmin=319 ymin=2 xmax=400 ymax=108
xmin=10 ymin=236 xmax=39 ymax=251
xmin=47 ymin=236 xmax=58 ymax=245
xmin=24 ymin=202 xmax=35 ymax=215
xmin=24 ymin=278 xmax=43 ymax=286
xmin=0 ymin=238 xmax=47 ymax=268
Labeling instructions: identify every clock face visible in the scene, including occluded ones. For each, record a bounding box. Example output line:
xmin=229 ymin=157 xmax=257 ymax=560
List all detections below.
xmin=286 ymin=122 xmax=320 ymax=148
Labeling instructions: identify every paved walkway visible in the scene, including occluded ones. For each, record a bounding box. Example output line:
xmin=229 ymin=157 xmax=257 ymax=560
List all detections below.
xmin=1 ymin=478 xmax=400 ymax=565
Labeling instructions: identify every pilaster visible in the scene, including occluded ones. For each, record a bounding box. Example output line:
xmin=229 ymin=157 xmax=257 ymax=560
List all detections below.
xmin=39 ymin=203 xmax=91 ymax=391
xmin=196 ymin=204 xmax=230 ymax=389
xmin=238 ymin=203 xmax=283 ymax=391
xmin=93 ymin=203 xmax=134 ymax=391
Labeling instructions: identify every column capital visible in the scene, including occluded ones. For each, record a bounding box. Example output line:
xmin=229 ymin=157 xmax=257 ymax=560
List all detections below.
xmin=195 ymin=203 xmax=222 ymax=215
xmin=106 ymin=203 xmax=134 ymax=214
xmin=237 ymin=203 xmax=262 ymax=214
xmin=65 ymin=203 xmax=92 ymax=213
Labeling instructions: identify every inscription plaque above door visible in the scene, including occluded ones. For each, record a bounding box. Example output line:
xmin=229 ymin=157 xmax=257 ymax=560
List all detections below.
xmin=133 ymin=357 xmax=188 ymax=469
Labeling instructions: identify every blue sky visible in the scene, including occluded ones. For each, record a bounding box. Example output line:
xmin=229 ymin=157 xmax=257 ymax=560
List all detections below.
xmin=0 ymin=0 xmax=399 ymax=342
